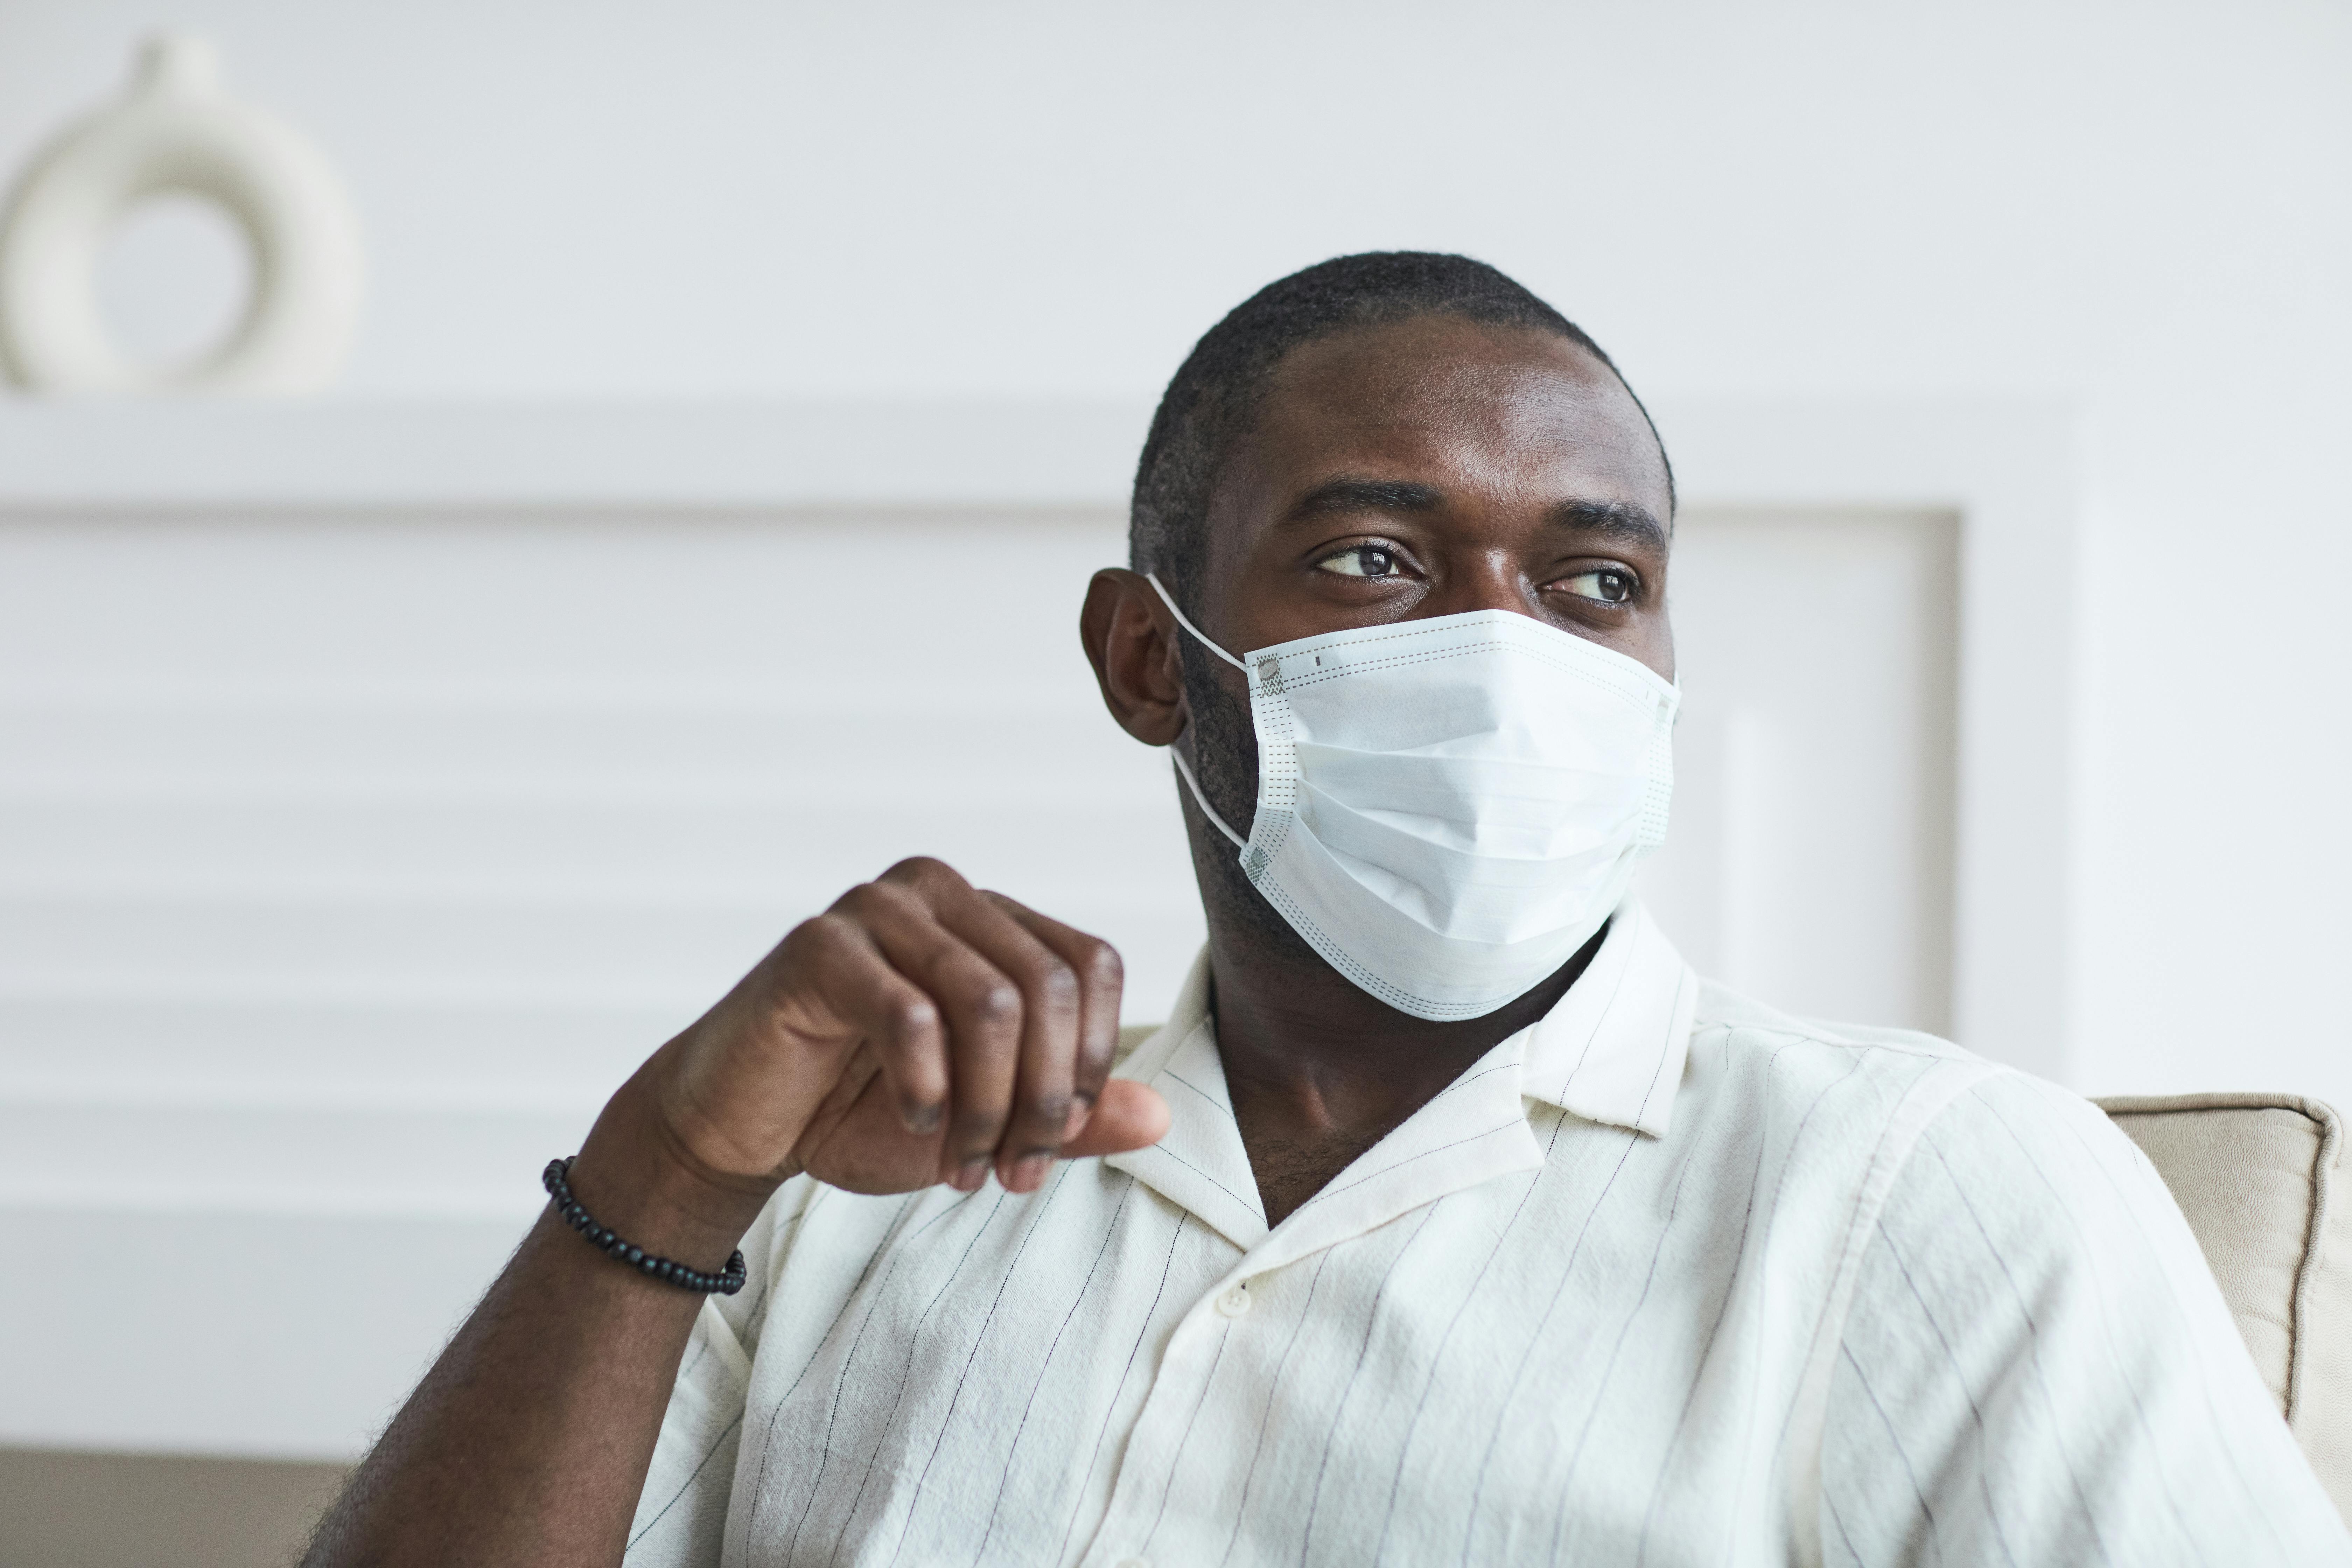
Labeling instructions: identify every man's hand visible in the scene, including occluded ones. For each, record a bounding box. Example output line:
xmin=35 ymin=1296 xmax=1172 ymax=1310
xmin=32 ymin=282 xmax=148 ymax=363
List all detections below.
xmin=627 ymin=857 xmax=1169 ymax=1207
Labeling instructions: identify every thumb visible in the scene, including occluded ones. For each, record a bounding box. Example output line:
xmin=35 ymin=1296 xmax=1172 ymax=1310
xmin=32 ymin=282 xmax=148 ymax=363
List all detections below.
xmin=1060 ymin=1081 xmax=1171 ymax=1158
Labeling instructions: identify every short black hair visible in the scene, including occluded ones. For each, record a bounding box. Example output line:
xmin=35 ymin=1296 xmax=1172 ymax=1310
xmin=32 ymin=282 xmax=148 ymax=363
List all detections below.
xmin=1129 ymin=251 xmax=1671 ymax=613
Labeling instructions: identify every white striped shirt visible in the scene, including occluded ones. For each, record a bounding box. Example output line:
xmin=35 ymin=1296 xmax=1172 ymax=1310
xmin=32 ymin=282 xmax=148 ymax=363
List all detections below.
xmin=624 ymin=903 xmax=2350 ymax=1566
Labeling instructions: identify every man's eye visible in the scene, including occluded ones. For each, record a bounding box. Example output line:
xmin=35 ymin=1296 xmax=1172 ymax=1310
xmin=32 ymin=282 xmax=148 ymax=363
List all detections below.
xmin=1561 ymin=569 xmax=1635 ymax=604
xmin=1318 ymin=545 xmax=1401 ymax=578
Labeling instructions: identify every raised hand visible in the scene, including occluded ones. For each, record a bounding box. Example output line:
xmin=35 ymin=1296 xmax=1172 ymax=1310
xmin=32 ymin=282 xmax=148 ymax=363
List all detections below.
xmin=635 ymin=856 xmax=1169 ymax=1201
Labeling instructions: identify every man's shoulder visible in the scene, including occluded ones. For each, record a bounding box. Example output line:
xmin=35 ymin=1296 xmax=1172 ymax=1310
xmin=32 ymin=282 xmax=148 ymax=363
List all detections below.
xmin=1680 ymin=983 xmax=2196 ymax=1309
xmin=1680 ymin=979 xmax=2139 ymax=1198
xmin=1684 ymin=979 xmax=1990 ymax=1126
xmin=1690 ymin=978 xmax=1982 ymax=1067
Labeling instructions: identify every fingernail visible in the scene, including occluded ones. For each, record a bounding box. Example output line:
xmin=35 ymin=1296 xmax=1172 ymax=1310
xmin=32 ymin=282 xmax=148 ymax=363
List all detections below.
xmin=954 ymin=1157 xmax=990 ymax=1192
xmin=903 ymin=1101 xmax=943 ymax=1135
xmin=1011 ymin=1153 xmax=1051 ymax=1191
xmin=1062 ymin=1100 xmax=1091 ymax=1139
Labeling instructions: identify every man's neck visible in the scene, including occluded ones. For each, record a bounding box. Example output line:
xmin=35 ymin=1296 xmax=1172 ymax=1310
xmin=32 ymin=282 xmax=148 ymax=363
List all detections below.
xmin=1203 ymin=916 xmax=1604 ymax=1226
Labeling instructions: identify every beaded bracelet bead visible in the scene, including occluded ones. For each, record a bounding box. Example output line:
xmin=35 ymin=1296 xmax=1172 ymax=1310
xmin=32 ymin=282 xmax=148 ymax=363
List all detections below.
xmin=541 ymin=1156 xmax=748 ymax=1295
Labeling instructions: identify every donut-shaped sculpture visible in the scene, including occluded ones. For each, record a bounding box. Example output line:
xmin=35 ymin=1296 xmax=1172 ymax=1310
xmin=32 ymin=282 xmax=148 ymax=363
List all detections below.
xmin=0 ymin=35 xmax=363 ymax=394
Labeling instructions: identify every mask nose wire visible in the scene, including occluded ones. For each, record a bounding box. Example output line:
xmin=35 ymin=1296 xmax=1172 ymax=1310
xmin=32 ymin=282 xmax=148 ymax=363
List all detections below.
xmin=1143 ymin=573 xmax=1252 ymax=851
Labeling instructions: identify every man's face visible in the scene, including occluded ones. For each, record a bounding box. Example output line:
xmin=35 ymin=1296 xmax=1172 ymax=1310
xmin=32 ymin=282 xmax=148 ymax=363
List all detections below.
xmin=1193 ymin=314 xmax=1675 ymax=680
xmin=1079 ymin=310 xmax=1679 ymax=913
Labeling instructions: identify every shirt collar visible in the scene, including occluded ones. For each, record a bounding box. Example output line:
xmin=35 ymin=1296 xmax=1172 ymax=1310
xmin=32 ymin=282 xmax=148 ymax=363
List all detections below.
xmin=1518 ymin=899 xmax=1699 ymax=1139
xmin=1107 ymin=902 xmax=1697 ymax=1260
xmin=1112 ymin=896 xmax=1695 ymax=1151
xmin=1108 ymin=951 xmax=1268 ymax=1249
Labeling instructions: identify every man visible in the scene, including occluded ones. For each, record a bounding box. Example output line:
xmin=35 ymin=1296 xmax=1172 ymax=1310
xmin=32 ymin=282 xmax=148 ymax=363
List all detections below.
xmin=306 ymin=253 xmax=2347 ymax=1566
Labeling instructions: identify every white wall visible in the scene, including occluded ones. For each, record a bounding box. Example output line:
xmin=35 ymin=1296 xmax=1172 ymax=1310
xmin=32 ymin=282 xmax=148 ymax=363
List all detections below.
xmin=4 ymin=2 xmax=2348 ymax=1098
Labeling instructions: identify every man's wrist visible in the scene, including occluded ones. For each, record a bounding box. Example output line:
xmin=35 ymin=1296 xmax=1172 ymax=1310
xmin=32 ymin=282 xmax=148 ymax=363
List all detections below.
xmin=562 ymin=1076 xmax=785 ymax=1277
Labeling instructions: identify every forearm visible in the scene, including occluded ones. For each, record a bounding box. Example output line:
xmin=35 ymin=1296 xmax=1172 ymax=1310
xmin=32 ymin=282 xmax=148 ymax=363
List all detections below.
xmin=303 ymin=1077 xmax=776 ymax=1568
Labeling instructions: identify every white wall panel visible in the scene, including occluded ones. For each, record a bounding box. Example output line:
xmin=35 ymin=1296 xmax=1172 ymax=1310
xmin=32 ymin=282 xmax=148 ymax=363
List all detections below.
xmin=1636 ymin=510 xmax=1958 ymax=1034
xmin=0 ymin=511 xmax=1203 ymax=1029
xmin=0 ymin=507 xmax=1208 ymax=1458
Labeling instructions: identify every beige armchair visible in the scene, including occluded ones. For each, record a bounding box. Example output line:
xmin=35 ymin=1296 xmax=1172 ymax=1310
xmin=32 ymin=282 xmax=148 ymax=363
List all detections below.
xmin=2099 ymin=1093 xmax=2352 ymax=1520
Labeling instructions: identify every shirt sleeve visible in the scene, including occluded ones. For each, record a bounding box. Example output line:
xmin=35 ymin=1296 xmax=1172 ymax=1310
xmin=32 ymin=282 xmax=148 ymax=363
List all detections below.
xmin=623 ymin=1175 xmax=822 ymax=1568
xmin=1821 ymin=1070 xmax=2352 ymax=1567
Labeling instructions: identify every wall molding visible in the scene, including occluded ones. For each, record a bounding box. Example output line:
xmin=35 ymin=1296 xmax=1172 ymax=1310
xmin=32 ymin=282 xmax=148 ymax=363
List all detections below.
xmin=1655 ymin=395 xmax=2082 ymax=1081
xmin=0 ymin=399 xmax=1152 ymax=511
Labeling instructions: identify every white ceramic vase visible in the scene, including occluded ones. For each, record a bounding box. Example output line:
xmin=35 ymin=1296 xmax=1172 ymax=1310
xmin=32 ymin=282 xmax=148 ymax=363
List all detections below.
xmin=0 ymin=35 xmax=365 ymax=395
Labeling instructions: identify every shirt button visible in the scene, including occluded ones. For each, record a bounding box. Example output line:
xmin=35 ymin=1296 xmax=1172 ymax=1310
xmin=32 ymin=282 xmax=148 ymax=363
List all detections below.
xmin=1215 ymin=1282 xmax=1252 ymax=1318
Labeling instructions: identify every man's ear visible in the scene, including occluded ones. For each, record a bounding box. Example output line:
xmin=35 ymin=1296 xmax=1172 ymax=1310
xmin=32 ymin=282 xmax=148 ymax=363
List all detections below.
xmin=1080 ymin=569 xmax=1188 ymax=746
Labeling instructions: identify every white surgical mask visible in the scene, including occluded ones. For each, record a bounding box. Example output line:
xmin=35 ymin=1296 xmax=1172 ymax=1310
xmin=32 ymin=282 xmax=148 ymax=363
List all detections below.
xmin=1149 ymin=574 xmax=1679 ymax=1022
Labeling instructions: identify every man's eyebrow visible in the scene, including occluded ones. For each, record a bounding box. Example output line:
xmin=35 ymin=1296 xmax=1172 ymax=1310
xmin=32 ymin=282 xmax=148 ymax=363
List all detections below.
xmin=1280 ymin=481 xmax=1671 ymax=550
xmin=1282 ymin=477 xmax=1447 ymax=521
xmin=1548 ymin=499 xmax=1670 ymax=551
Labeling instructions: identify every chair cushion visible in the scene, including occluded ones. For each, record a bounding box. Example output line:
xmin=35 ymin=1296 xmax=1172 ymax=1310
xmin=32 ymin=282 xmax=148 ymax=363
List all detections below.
xmin=2098 ymin=1092 xmax=2352 ymax=1521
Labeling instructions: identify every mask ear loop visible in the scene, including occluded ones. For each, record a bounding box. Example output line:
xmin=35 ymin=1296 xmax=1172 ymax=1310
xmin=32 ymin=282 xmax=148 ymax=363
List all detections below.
xmin=1144 ymin=573 xmax=1247 ymax=670
xmin=1144 ymin=573 xmax=1250 ymax=850
xmin=1169 ymin=747 xmax=1247 ymax=850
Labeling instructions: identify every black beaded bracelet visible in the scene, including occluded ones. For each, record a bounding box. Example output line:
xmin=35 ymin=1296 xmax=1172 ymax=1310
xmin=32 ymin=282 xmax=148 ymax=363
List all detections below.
xmin=542 ymin=1156 xmax=747 ymax=1295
